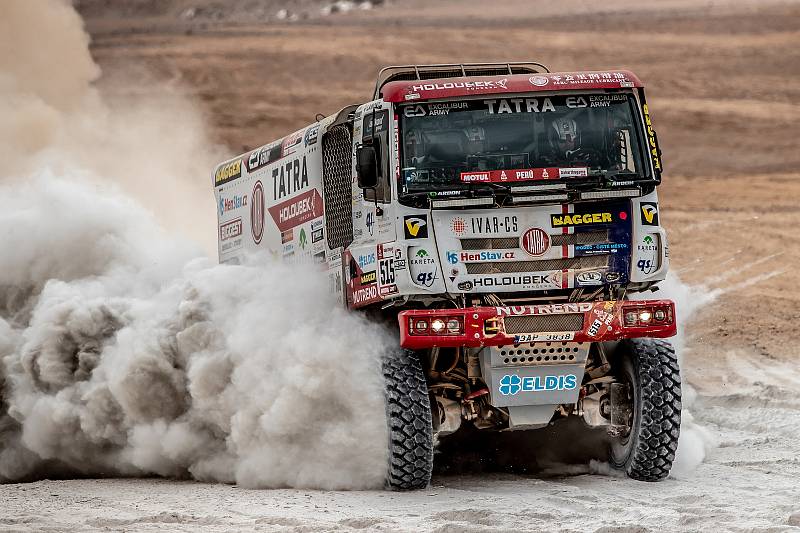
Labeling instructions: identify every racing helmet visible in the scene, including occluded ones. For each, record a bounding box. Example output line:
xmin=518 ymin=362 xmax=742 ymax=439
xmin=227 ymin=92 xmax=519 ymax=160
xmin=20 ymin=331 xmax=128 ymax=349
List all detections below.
xmin=549 ymin=117 xmax=580 ymax=155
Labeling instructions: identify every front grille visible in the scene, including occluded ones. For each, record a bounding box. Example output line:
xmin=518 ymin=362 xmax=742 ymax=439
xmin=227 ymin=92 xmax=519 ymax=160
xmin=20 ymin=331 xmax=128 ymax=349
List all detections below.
xmin=466 ymin=254 xmax=608 ymax=274
xmin=504 ymin=314 xmax=585 ymax=334
xmin=460 ymin=230 xmax=609 ymax=250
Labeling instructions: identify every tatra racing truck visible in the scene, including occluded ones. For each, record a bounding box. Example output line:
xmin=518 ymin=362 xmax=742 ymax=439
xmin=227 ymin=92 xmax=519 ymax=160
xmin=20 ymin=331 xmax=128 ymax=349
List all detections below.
xmin=213 ymin=63 xmax=680 ymax=489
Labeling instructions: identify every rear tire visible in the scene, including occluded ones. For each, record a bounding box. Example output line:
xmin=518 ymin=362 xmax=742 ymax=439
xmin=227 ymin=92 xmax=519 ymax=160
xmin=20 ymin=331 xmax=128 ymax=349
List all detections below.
xmin=383 ymin=349 xmax=434 ymax=490
xmin=610 ymin=338 xmax=681 ymax=481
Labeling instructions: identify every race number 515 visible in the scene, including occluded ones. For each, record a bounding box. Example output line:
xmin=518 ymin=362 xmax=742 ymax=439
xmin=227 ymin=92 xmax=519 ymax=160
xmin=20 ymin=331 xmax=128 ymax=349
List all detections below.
xmin=380 ymin=259 xmax=395 ymax=285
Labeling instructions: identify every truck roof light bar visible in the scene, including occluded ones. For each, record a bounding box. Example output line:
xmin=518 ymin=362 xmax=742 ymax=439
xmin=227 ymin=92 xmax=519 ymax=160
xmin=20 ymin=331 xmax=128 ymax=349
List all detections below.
xmin=432 ymin=197 xmax=495 ymax=208
xmin=511 ymin=193 xmax=569 ymax=203
xmin=579 ymin=189 xmax=640 ymax=200
xmin=512 ymin=184 xmax=567 ymax=192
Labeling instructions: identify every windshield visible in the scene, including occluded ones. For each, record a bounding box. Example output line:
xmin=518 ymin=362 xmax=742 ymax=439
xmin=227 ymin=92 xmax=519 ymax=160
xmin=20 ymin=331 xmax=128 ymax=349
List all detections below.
xmin=399 ymin=92 xmax=646 ymax=192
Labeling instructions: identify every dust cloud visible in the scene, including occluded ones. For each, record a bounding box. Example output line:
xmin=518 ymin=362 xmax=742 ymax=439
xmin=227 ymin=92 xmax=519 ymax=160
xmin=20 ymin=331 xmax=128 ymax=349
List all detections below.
xmin=634 ymin=273 xmax=717 ymax=477
xmin=0 ymin=0 xmax=389 ymax=489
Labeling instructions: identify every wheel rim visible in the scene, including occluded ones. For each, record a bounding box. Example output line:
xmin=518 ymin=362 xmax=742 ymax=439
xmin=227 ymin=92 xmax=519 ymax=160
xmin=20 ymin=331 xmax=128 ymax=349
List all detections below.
xmin=609 ymin=353 xmax=639 ymax=467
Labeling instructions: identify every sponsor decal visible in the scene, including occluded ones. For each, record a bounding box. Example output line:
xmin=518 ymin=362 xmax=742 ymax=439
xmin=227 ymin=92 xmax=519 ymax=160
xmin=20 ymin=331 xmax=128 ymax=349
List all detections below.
xmin=404 ymin=215 xmax=428 ymax=239
xmin=267 ymin=188 xmax=324 ymax=233
xmin=362 ymin=109 xmax=388 ymax=139
xmin=496 ymin=303 xmax=593 ymax=316
xmin=520 ymin=228 xmax=550 ymax=257
xmin=576 ymin=271 xmax=603 ymax=285
xmin=366 ymin=212 xmax=374 ymax=236
xmin=281 ymin=229 xmax=293 ymax=244
xmin=551 ymin=212 xmax=617 ymax=228
xmin=473 ymin=274 xmax=560 ymax=290
xmin=451 ymin=217 xmax=467 ymax=236
xmin=245 ymin=142 xmax=281 ymax=173
xmin=410 ymin=79 xmax=508 ymax=92
xmin=461 ymin=171 xmax=490 ymax=183
xmin=484 ymin=97 xmax=555 ymax=114
xmin=459 ymin=167 xmax=584 ymax=183
xmin=313 ymin=251 xmax=326 ymax=264
xmin=272 ymin=155 xmax=310 ymax=201
xmin=640 ymin=202 xmax=659 ymax=226
xmin=471 ymin=215 xmax=518 ymax=234
xmin=499 ymin=374 xmax=578 ymax=396
xmin=575 ymin=242 xmax=628 ymax=255
xmin=549 ymin=72 xmax=629 ymax=87
xmin=642 ymin=104 xmax=662 ymax=171
xmin=219 ymin=217 xmax=243 ymax=240
xmin=410 ymin=246 xmax=438 ymax=288
xmin=636 ymin=234 xmax=659 ymax=275
xmin=360 ymin=270 xmax=377 ymax=285
xmin=304 ymin=124 xmax=320 ymax=146
xmin=394 ymin=259 xmax=406 ymax=269
xmin=605 ymin=272 xmax=622 ymax=283
xmin=458 ymin=250 xmax=516 ymax=262
xmin=281 ymin=131 xmax=303 ymax=158
xmin=379 ymin=284 xmax=399 ymax=296
xmin=358 ymin=252 xmax=376 ymax=268
xmin=312 ymin=228 xmax=324 ymax=243
xmin=529 ymin=75 xmax=549 ymax=87
xmin=218 ymin=194 xmax=248 ymax=216
xmin=299 ymin=228 xmax=308 ymax=250
xmin=219 ymin=218 xmax=243 ymax=241
xmin=352 ymin=285 xmax=379 ymax=306
xmin=251 ymin=181 xmax=265 ymax=244
xmin=415 ymin=271 xmax=437 ymax=287
xmin=215 ymin=160 xmax=242 ymax=186
xmin=403 ymin=101 xmax=469 ymax=117
xmin=588 ymin=308 xmax=615 ymax=337
xmin=558 ymin=167 xmax=589 ymax=178
xmin=457 ymin=281 xmax=473 ymax=291
xmin=515 ymin=332 xmax=575 ymax=343
xmin=377 ymin=243 xmax=392 ymax=260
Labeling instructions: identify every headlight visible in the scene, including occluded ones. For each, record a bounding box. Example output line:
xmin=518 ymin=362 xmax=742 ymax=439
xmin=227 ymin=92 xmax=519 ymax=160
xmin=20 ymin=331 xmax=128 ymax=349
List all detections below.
xmin=430 ymin=319 xmax=446 ymax=333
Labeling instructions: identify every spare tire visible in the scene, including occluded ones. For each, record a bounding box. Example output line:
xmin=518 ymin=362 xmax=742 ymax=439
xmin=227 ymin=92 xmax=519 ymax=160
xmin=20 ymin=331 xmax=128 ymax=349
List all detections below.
xmin=383 ymin=348 xmax=433 ymax=490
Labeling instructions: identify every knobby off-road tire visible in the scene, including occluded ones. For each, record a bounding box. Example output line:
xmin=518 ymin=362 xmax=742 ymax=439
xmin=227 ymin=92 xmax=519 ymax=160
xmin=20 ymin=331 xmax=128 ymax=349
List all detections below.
xmin=610 ymin=338 xmax=681 ymax=481
xmin=382 ymin=349 xmax=433 ymax=490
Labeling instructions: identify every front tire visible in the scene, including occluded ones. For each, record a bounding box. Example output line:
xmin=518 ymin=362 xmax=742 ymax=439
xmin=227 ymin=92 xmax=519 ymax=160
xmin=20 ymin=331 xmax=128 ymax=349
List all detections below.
xmin=610 ymin=338 xmax=681 ymax=481
xmin=382 ymin=349 xmax=434 ymax=490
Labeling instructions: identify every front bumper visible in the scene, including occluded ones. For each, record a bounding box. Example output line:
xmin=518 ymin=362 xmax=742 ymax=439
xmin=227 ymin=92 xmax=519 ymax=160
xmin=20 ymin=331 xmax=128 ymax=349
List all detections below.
xmin=398 ymin=299 xmax=676 ymax=350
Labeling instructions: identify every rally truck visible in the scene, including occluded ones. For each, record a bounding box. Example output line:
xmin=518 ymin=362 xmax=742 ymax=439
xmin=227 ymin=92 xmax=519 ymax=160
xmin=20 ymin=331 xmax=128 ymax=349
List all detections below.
xmin=213 ymin=62 xmax=680 ymax=489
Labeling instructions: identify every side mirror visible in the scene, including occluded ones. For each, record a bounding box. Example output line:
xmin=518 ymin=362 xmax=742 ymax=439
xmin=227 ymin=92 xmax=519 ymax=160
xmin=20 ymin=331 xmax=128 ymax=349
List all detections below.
xmin=356 ymin=145 xmax=378 ymax=189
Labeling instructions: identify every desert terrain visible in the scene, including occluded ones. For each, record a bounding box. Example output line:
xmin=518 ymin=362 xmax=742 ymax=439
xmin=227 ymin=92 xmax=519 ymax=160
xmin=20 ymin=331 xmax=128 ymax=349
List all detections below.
xmin=1 ymin=0 xmax=800 ymax=530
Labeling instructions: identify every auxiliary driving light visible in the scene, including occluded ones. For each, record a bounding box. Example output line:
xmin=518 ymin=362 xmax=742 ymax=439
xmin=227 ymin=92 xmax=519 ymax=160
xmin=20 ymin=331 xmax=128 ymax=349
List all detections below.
xmin=446 ymin=318 xmax=462 ymax=333
xmin=407 ymin=315 xmax=465 ymax=336
xmin=621 ymin=302 xmax=674 ymax=328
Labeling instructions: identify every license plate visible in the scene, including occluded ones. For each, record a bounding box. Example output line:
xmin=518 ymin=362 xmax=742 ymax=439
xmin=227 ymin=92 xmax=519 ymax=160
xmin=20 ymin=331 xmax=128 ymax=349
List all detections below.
xmin=514 ymin=332 xmax=575 ymax=343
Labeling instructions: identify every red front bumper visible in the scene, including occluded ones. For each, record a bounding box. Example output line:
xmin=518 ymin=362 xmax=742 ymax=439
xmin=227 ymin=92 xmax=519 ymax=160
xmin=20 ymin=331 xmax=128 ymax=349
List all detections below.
xmin=398 ymin=300 xmax=676 ymax=350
